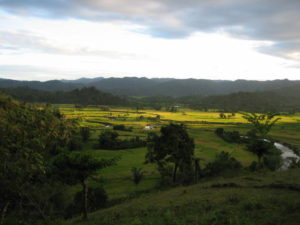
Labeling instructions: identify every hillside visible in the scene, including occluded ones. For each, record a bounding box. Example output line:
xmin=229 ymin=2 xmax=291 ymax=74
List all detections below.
xmin=198 ymin=90 xmax=300 ymax=112
xmin=1 ymin=77 xmax=300 ymax=97
xmin=0 ymin=86 xmax=126 ymax=105
xmin=67 ymin=169 xmax=300 ymax=225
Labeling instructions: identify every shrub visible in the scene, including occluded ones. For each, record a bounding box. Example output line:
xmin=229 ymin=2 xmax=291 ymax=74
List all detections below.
xmin=263 ymin=153 xmax=282 ymax=171
xmin=203 ymin=151 xmax=242 ymax=177
xmin=215 ymin=128 xmax=224 ymax=137
xmin=68 ymin=135 xmax=83 ymax=151
xmin=98 ymin=131 xmax=146 ymax=150
xmin=214 ymin=128 xmax=242 ymax=143
xmin=113 ymin=124 xmax=132 ymax=131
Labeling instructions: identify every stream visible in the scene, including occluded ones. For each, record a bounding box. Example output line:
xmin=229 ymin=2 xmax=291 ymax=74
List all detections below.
xmin=274 ymin=142 xmax=300 ymax=170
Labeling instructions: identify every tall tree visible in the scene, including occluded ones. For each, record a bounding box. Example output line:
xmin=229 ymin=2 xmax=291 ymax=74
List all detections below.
xmin=242 ymin=112 xmax=280 ymax=166
xmin=145 ymin=123 xmax=194 ymax=184
xmin=52 ymin=153 xmax=117 ymax=219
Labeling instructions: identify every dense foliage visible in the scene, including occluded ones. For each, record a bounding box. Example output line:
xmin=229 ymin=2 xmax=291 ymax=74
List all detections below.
xmin=0 ymin=94 xmax=75 ymax=224
xmin=0 ymin=86 xmax=126 ymax=105
xmin=203 ymin=151 xmax=242 ymax=177
xmin=0 ymin=94 xmax=115 ymax=224
xmin=145 ymin=124 xmax=195 ymax=184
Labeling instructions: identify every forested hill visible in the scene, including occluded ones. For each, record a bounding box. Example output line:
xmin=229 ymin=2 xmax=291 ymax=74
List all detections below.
xmin=0 ymin=86 xmax=126 ymax=105
xmin=196 ymin=89 xmax=300 ymax=113
xmin=1 ymin=77 xmax=300 ymax=97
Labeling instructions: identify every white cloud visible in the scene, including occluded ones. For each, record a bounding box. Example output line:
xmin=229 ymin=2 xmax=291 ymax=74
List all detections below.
xmin=0 ymin=12 xmax=300 ymax=80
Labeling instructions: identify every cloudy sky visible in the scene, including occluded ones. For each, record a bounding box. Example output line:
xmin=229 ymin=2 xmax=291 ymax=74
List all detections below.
xmin=0 ymin=0 xmax=300 ymax=81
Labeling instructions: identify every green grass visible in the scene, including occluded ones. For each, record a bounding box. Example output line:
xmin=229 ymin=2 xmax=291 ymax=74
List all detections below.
xmin=66 ymin=168 xmax=300 ymax=225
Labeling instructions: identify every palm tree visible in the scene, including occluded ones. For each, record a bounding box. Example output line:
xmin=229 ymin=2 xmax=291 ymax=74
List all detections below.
xmin=241 ymin=112 xmax=281 ymax=138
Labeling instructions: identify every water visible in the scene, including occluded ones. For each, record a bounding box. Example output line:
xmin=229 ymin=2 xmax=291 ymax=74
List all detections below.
xmin=274 ymin=142 xmax=300 ymax=170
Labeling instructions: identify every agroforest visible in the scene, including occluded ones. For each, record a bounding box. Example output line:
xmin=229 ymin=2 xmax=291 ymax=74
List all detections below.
xmin=1 ymin=77 xmax=300 ymax=225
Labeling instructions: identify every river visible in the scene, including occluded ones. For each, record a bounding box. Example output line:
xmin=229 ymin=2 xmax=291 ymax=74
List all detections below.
xmin=274 ymin=142 xmax=300 ymax=170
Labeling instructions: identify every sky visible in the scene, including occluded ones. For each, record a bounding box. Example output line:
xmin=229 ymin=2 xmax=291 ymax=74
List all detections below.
xmin=0 ymin=0 xmax=300 ymax=81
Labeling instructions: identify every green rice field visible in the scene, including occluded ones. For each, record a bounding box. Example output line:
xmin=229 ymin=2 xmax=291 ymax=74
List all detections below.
xmin=57 ymin=105 xmax=300 ymax=200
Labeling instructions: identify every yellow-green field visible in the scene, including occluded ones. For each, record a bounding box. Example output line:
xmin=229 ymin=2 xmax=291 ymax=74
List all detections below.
xmin=57 ymin=105 xmax=300 ymax=200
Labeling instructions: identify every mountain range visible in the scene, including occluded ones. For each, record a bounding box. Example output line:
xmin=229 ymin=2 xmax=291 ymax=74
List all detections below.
xmin=0 ymin=77 xmax=300 ymax=97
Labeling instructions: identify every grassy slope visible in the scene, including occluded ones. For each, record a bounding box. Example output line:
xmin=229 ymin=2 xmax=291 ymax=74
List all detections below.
xmin=67 ymin=168 xmax=300 ymax=225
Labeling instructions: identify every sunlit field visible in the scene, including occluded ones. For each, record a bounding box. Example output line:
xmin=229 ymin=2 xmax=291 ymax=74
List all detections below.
xmin=57 ymin=105 xmax=300 ymax=200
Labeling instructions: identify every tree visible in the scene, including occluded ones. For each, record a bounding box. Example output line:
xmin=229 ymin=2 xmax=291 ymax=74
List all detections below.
xmin=241 ymin=112 xmax=281 ymax=138
xmin=246 ymin=140 xmax=273 ymax=165
xmin=242 ymin=112 xmax=281 ymax=166
xmin=145 ymin=123 xmax=194 ymax=184
xmin=98 ymin=130 xmax=119 ymax=149
xmin=0 ymin=94 xmax=76 ymax=224
xmin=131 ymin=167 xmax=144 ymax=187
xmin=52 ymin=153 xmax=117 ymax=219
xmin=80 ymin=127 xmax=90 ymax=143
xmin=219 ymin=113 xmax=226 ymax=119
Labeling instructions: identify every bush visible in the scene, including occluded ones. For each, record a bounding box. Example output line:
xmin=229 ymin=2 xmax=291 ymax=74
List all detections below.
xmin=214 ymin=128 xmax=242 ymax=143
xmin=215 ymin=128 xmax=224 ymax=137
xmin=98 ymin=130 xmax=119 ymax=149
xmin=98 ymin=131 xmax=146 ymax=150
xmin=263 ymin=153 xmax=282 ymax=171
xmin=113 ymin=124 xmax=132 ymax=131
xmin=248 ymin=161 xmax=259 ymax=171
xmin=203 ymin=151 xmax=242 ymax=177
xmin=68 ymin=135 xmax=83 ymax=151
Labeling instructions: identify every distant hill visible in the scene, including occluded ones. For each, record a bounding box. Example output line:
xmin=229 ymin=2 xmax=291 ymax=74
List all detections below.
xmin=198 ymin=90 xmax=300 ymax=112
xmin=0 ymin=78 xmax=82 ymax=91
xmin=60 ymin=77 xmax=104 ymax=84
xmin=0 ymin=77 xmax=300 ymax=97
xmin=0 ymin=86 xmax=126 ymax=105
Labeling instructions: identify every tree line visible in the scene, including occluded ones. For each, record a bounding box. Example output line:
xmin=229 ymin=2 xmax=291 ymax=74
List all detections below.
xmin=0 ymin=86 xmax=126 ymax=105
xmin=2 ymin=85 xmax=300 ymax=113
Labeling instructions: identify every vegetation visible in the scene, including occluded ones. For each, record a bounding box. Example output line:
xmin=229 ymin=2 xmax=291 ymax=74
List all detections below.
xmin=52 ymin=153 xmax=117 ymax=219
xmin=1 ymin=91 xmax=300 ymax=225
xmin=0 ymin=94 xmax=75 ymax=224
xmin=66 ymin=168 xmax=300 ymax=225
xmin=0 ymin=86 xmax=126 ymax=105
xmin=0 ymin=94 xmax=118 ymax=224
xmin=131 ymin=167 xmax=144 ymax=187
xmin=97 ymin=131 xmax=146 ymax=150
xmin=145 ymin=124 xmax=195 ymax=184
xmin=203 ymin=151 xmax=242 ymax=177
xmin=2 ymin=78 xmax=300 ymax=113
xmin=241 ymin=112 xmax=281 ymax=138
xmin=80 ymin=127 xmax=90 ymax=143
xmin=2 ymin=77 xmax=300 ymax=98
